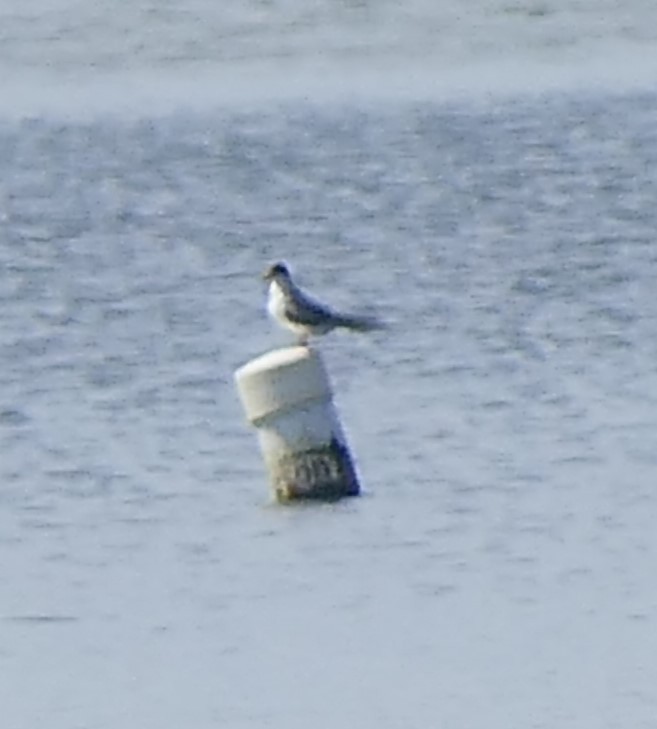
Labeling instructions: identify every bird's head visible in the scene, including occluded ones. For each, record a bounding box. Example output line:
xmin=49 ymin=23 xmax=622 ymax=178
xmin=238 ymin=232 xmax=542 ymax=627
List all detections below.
xmin=262 ymin=261 xmax=291 ymax=283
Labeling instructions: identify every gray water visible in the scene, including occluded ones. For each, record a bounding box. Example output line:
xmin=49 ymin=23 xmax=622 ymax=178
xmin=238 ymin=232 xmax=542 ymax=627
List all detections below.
xmin=2 ymin=2 xmax=657 ymax=728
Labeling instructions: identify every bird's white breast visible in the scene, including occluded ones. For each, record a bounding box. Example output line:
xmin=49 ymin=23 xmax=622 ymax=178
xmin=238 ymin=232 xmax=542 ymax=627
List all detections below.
xmin=267 ymin=279 xmax=311 ymax=338
xmin=267 ymin=281 xmax=287 ymax=324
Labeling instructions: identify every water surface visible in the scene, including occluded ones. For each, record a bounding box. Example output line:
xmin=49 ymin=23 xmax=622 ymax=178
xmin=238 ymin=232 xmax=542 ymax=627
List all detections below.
xmin=2 ymin=3 xmax=657 ymax=728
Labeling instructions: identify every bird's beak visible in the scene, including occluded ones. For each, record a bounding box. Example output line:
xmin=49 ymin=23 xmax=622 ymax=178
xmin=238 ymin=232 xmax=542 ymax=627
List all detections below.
xmin=262 ymin=268 xmax=273 ymax=281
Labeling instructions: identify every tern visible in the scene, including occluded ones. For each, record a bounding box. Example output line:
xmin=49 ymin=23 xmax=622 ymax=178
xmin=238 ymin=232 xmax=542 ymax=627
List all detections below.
xmin=263 ymin=261 xmax=383 ymax=344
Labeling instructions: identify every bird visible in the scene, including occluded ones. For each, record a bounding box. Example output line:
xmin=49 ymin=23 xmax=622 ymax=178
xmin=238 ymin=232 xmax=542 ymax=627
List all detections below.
xmin=263 ymin=261 xmax=384 ymax=344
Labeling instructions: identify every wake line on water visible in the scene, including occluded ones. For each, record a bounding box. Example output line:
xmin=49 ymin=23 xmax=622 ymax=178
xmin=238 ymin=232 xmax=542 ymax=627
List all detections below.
xmin=4 ymin=45 xmax=657 ymax=120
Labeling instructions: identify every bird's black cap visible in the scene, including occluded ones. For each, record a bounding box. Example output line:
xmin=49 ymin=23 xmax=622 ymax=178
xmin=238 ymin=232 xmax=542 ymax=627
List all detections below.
xmin=262 ymin=262 xmax=290 ymax=281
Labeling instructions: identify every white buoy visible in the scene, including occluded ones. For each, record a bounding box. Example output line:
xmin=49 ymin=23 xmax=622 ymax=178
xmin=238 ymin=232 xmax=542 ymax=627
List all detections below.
xmin=234 ymin=346 xmax=360 ymax=502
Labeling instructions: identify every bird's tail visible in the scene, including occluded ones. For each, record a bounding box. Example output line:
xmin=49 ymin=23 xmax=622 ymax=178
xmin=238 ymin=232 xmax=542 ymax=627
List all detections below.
xmin=334 ymin=312 xmax=385 ymax=333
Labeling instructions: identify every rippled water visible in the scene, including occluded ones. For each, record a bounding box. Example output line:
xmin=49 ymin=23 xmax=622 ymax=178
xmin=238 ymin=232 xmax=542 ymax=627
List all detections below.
xmin=2 ymin=2 xmax=657 ymax=728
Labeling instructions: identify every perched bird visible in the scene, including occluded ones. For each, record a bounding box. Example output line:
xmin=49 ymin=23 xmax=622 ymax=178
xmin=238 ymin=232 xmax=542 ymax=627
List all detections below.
xmin=263 ymin=261 xmax=383 ymax=344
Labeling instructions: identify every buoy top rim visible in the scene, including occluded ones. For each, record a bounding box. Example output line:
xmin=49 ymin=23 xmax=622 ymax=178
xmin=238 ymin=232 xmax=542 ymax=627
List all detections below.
xmin=235 ymin=345 xmax=315 ymax=379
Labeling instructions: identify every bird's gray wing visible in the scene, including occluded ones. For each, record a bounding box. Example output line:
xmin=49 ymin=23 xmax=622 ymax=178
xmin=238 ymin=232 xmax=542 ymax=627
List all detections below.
xmin=328 ymin=312 xmax=385 ymax=332
xmin=284 ymin=289 xmax=336 ymax=327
